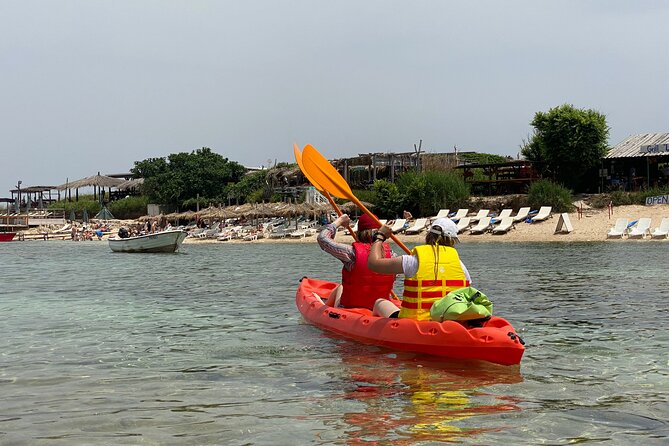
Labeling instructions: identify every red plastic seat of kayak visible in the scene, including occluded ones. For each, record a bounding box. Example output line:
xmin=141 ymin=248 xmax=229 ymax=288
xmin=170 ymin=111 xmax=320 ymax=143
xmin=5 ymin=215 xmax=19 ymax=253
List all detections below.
xmin=296 ymin=277 xmax=524 ymax=366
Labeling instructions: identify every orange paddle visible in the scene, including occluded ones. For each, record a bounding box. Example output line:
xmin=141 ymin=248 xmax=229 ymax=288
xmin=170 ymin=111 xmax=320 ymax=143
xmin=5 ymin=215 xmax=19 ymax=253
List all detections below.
xmin=293 ymin=144 xmax=358 ymax=242
xmin=301 ymin=144 xmax=411 ymax=255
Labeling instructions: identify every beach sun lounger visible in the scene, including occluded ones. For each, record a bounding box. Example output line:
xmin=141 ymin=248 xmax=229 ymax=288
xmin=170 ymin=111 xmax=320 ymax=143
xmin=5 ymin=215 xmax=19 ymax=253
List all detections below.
xmin=531 ymin=206 xmax=552 ymax=223
xmin=607 ymin=218 xmax=629 ymax=238
xmin=455 ymin=217 xmax=471 ymax=233
xmin=496 ymin=209 xmax=513 ymax=220
xmin=512 ymin=207 xmax=531 ymax=222
xmin=449 ymin=209 xmax=469 ymax=222
xmin=405 ymin=218 xmax=428 ymax=235
xmin=470 ymin=209 xmax=490 ymax=223
xmin=650 ymin=217 xmax=669 ymax=239
xmin=469 ymin=217 xmax=493 ymax=234
xmin=434 ymin=209 xmax=450 ymax=219
xmin=390 ymin=219 xmax=407 ymax=233
xmin=627 ymin=218 xmax=651 ymax=239
xmin=492 ymin=217 xmax=515 ymax=234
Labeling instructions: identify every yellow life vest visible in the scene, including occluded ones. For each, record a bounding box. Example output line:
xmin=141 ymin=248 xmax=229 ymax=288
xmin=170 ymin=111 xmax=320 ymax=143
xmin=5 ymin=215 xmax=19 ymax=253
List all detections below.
xmin=400 ymin=245 xmax=470 ymax=320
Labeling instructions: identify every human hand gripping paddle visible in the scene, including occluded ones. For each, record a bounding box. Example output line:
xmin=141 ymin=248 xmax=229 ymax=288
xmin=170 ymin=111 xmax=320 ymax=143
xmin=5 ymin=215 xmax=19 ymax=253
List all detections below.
xmin=301 ymin=144 xmax=411 ymax=255
xmin=293 ymin=144 xmax=358 ymax=242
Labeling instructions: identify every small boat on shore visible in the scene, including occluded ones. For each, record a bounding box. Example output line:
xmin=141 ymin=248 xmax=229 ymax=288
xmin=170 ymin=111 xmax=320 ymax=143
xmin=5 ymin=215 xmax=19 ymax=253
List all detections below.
xmin=109 ymin=229 xmax=187 ymax=253
xmin=296 ymin=277 xmax=525 ymax=366
xmin=0 ymin=232 xmax=16 ymax=242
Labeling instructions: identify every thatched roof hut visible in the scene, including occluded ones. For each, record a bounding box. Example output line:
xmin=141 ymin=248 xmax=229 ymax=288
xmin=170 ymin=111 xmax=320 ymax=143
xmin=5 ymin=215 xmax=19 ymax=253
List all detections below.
xmin=57 ymin=174 xmax=123 ymax=190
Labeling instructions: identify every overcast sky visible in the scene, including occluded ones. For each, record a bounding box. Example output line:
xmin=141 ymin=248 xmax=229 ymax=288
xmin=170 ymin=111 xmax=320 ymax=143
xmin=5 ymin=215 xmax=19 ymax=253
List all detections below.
xmin=1 ymin=1 xmax=668 ymax=196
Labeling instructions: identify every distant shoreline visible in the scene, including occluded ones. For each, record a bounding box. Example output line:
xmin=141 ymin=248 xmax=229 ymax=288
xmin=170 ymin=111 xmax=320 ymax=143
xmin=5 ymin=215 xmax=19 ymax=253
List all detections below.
xmin=14 ymin=204 xmax=669 ymax=244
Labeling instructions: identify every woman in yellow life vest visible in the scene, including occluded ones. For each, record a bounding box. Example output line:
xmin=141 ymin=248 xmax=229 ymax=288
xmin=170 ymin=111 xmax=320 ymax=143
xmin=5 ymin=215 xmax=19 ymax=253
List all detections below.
xmin=367 ymin=217 xmax=471 ymax=320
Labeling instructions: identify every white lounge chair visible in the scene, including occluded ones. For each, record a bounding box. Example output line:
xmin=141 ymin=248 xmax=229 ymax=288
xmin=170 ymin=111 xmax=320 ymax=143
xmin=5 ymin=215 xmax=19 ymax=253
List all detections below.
xmin=390 ymin=219 xmax=407 ymax=233
xmin=470 ymin=209 xmax=490 ymax=223
xmin=513 ymin=207 xmax=531 ymax=222
xmin=531 ymin=206 xmax=552 ymax=222
xmin=456 ymin=217 xmax=471 ymax=233
xmin=607 ymin=218 xmax=629 ymax=239
xmin=492 ymin=217 xmax=515 ymax=234
xmin=449 ymin=209 xmax=469 ymax=222
xmin=650 ymin=217 xmax=669 ymax=239
xmin=405 ymin=218 xmax=428 ymax=235
xmin=289 ymin=229 xmax=307 ymax=238
xmin=628 ymin=218 xmax=651 ymax=239
xmin=496 ymin=209 xmax=513 ymax=220
xmin=434 ymin=209 xmax=450 ymax=219
xmin=469 ymin=217 xmax=493 ymax=234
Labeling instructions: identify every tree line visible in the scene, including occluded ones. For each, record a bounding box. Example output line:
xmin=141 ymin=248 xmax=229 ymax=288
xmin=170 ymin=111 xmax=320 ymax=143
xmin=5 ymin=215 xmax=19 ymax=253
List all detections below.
xmin=102 ymin=104 xmax=611 ymax=217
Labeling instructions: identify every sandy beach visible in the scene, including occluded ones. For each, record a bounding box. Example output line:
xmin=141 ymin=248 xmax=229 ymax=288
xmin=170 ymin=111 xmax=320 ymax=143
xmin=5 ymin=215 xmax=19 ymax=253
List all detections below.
xmin=18 ymin=203 xmax=669 ymax=245
xmin=182 ymin=204 xmax=669 ymax=245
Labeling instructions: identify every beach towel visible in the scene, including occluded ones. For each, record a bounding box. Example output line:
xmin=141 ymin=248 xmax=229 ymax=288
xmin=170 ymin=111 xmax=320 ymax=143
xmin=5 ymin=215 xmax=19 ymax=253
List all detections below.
xmin=430 ymin=287 xmax=493 ymax=322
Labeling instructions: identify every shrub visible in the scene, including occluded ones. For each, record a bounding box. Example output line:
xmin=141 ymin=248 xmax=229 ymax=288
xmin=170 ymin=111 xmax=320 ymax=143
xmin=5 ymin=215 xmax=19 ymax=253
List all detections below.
xmin=372 ymin=180 xmax=403 ymax=218
xmin=527 ymin=180 xmax=573 ymax=213
xmin=352 ymin=188 xmax=376 ymax=205
xmin=108 ymin=196 xmax=149 ymax=219
xmin=589 ymin=186 xmax=669 ymax=208
xmin=397 ymin=171 xmax=469 ymax=217
xmin=49 ymin=197 xmax=100 ymax=220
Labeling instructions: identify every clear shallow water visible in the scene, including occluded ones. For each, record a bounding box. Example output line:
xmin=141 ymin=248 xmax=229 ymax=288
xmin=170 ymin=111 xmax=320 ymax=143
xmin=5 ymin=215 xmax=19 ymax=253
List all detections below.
xmin=0 ymin=240 xmax=667 ymax=445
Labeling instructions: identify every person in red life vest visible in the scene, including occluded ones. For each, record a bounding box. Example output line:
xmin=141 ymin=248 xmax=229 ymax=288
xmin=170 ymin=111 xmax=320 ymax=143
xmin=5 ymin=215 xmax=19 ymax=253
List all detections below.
xmin=317 ymin=213 xmax=396 ymax=310
xmin=367 ymin=218 xmax=472 ymax=320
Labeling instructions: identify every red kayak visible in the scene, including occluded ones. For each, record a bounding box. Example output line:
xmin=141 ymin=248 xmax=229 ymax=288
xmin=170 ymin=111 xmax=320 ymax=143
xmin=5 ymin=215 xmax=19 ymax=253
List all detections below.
xmin=296 ymin=277 xmax=525 ymax=366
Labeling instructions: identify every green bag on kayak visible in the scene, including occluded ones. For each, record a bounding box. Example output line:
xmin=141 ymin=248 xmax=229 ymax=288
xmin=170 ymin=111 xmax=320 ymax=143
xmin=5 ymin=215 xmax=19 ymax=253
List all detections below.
xmin=430 ymin=287 xmax=493 ymax=322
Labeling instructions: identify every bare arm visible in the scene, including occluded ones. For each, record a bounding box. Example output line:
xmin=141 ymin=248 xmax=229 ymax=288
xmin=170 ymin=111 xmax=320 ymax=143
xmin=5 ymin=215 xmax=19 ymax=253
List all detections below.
xmin=367 ymin=224 xmax=405 ymax=274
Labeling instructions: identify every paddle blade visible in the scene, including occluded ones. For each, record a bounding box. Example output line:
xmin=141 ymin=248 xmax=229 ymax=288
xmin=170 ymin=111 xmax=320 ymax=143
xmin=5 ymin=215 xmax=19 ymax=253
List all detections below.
xmin=301 ymin=144 xmax=351 ymax=200
xmin=293 ymin=144 xmax=324 ymax=192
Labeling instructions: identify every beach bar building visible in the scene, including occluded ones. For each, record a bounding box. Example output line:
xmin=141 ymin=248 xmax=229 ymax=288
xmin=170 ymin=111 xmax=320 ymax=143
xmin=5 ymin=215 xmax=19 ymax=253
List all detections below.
xmin=603 ymin=133 xmax=669 ymax=191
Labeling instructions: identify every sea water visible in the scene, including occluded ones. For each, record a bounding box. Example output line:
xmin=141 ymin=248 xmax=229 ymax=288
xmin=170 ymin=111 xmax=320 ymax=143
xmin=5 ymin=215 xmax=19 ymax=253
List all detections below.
xmin=0 ymin=240 xmax=667 ymax=445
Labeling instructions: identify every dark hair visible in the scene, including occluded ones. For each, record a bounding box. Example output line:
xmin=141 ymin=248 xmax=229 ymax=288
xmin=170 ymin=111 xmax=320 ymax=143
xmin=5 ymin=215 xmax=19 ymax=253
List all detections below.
xmin=425 ymin=231 xmax=455 ymax=247
xmin=358 ymin=228 xmax=374 ymax=244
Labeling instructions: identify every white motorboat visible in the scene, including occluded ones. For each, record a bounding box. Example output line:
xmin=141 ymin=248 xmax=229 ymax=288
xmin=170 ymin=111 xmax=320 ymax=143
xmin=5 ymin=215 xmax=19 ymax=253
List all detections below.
xmin=109 ymin=229 xmax=187 ymax=253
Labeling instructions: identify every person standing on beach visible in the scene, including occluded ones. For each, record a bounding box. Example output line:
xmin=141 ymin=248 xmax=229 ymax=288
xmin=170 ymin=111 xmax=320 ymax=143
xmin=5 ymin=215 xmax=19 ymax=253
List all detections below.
xmin=368 ymin=218 xmax=471 ymax=320
xmin=317 ymin=213 xmax=396 ymax=310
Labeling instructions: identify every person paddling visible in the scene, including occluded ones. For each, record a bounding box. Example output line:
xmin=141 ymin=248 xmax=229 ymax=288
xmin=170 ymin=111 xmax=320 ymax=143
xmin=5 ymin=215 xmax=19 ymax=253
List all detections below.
xmin=367 ymin=217 xmax=472 ymax=320
xmin=317 ymin=213 xmax=396 ymax=310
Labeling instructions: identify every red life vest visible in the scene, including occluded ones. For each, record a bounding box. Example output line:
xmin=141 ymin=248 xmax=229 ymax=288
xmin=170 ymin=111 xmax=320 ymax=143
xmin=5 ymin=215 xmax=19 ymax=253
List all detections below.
xmin=341 ymin=242 xmax=395 ymax=310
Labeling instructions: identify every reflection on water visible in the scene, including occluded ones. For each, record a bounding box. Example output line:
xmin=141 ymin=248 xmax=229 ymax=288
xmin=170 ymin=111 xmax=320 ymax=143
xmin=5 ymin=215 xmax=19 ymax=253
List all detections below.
xmin=0 ymin=241 xmax=668 ymax=444
xmin=329 ymin=342 xmax=523 ymax=445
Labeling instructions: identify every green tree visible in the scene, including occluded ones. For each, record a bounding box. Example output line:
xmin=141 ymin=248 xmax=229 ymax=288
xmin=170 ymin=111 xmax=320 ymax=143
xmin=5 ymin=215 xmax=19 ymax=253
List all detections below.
xmin=522 ymin=104 xmax=609 ymax=191
xmin=228 ymin=170 xmax=270 ymax=204
xmin=131 ymin=147 xmax=246 ymax=207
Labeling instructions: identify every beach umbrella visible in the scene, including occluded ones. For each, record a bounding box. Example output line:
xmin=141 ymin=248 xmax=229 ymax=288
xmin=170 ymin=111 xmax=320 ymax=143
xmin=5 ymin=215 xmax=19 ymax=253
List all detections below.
xmin=57 ymin=174 xmax=124 ymax=190
xmin=94 ymin=206 xmax=115 ymax=221
xmin=82 ymin=209 xmax=89 ymax=223
xmin=69 ymin=209 xmax=76 ymax=222
xmin=116 ymin=178 xmax=144 ymax=190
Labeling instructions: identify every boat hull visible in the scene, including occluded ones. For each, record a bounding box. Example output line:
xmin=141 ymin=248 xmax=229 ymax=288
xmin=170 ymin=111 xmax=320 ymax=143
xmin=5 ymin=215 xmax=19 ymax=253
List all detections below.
xmin=108 ymin=230 xmax=187 ymax=253
xmin=0 ymin=232 xmax=16 ymax=242
xmin=296 ymin=277 xmax=525 ymax=365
